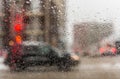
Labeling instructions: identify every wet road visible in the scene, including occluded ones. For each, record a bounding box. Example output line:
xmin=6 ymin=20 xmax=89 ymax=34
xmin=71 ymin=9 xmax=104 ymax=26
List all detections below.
xmin=1 ymin=56 xmax=120 ymax=79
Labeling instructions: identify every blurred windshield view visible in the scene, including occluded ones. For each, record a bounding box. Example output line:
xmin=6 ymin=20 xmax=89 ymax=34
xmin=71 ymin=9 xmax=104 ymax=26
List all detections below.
xmin=0 ymin=0 xmax=120 ymax=79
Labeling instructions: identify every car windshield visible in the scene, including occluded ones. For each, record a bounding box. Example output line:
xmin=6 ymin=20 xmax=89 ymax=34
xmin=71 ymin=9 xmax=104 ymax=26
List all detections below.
xmin=23 ymin=45 xmax=50 ymax=55
xmin=23 ymin=46 xmax=39 ymax=52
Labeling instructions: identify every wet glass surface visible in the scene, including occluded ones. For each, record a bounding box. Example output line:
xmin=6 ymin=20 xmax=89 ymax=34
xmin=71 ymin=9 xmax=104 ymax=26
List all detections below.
xmin=0 ymin=0 xmax=120 ymax=79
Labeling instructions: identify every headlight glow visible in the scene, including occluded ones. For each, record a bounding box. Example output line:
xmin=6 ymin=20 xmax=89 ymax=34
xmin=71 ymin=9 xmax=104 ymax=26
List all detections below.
xmin=71 ymin=55 xmax=80 ymax=60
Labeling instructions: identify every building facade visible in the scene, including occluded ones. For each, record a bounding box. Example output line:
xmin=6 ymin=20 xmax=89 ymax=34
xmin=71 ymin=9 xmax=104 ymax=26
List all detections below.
xmin=1 ymin=0 xmax=66 ymax=48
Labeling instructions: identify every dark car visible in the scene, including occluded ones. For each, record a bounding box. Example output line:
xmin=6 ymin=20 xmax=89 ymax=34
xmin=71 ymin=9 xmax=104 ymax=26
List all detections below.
xmin=4 ymin=41 xmax=80 ymax=71
xmin=115 ymin=41 xmax=120 ymax=54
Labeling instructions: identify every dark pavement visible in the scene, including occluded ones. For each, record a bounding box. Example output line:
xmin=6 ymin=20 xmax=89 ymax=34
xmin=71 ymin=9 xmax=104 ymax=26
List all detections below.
xmin=0 ymin=56 xmax=120 ymax=79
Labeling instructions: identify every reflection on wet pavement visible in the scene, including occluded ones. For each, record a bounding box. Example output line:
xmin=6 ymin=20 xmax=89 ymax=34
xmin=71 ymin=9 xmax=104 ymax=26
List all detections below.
xmin=0 ymin=57 xmax=120 ymax=79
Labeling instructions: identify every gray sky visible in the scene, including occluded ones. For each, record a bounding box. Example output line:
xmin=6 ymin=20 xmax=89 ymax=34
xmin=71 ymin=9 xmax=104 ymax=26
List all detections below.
xmin=66 ymin=0 xmax=120 ymax=22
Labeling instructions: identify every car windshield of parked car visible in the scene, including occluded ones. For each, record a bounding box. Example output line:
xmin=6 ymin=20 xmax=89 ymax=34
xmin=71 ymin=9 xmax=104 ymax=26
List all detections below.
xmin=23 ymin=45 xmax=50 ymax=55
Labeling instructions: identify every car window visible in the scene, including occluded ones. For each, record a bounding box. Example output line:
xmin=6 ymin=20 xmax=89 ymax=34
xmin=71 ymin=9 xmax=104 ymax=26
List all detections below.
xmin=23 ymin=46 xmax=39 ymax=53
xmin=39 ymin=46 xmax=51 ymax=55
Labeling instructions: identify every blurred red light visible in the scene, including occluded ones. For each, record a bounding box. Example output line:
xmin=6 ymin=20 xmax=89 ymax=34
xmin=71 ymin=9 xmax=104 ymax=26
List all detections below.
xmin=14 ymin=24 xmax=22 ymax=32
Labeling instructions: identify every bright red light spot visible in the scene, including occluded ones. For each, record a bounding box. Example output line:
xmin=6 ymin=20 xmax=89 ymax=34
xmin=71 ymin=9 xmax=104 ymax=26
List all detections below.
xmin=14 ymin=24 xmax=22 ymax=32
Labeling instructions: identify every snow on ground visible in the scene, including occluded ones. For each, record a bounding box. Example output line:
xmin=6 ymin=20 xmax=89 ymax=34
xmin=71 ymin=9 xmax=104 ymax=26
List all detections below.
xmin=0 ymin=57 xmax=9 ymax=71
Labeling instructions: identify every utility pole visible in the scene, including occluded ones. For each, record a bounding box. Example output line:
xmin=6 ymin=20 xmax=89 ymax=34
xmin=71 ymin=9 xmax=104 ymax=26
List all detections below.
xmin=44 ymin=0 xmax=51 ymax=43
xmin=3 ymin=0 xmax=11 ymax=47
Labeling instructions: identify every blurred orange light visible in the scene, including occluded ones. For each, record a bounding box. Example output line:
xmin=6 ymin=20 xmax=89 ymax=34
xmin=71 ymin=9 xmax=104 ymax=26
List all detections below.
xmin=15 ymin=35 xmax=22 ymax=44
xmin=9 ymin=40 xmax=14 ymax=46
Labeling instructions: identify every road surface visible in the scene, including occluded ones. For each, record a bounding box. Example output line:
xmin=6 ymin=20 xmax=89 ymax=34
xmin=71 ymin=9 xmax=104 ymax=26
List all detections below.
xmin=0 ymin=56 xmax=120 ymax=79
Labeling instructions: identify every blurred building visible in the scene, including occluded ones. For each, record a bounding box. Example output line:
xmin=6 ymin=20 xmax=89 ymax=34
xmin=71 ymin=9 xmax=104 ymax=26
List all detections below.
xmin=73 ymin=22 xmax=113 ymax=55
xmin=0 ymin=1 xmax=4 ymax=47
xmin=1 ymin=0 xmax=65 ymax=48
